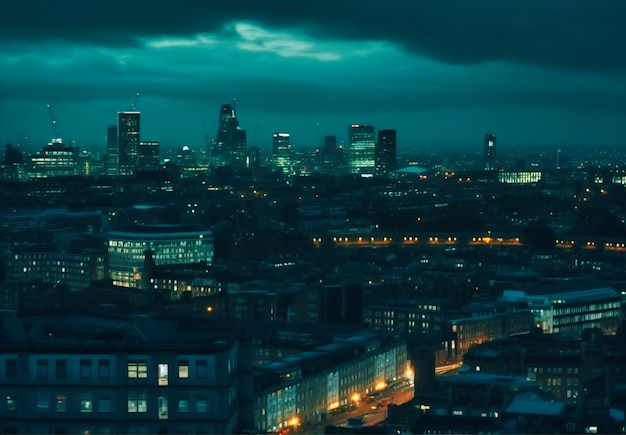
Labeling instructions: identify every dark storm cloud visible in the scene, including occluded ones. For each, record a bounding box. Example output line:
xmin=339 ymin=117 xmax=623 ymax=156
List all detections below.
xmin=1 ymin=1 xmax=625 ymax=72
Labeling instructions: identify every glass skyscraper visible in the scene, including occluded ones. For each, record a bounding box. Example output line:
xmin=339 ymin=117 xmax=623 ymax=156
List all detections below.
xmin=215 ymin=103 xmax=247 ymax=168
xmin=348 ymin=124 xmax=375 ymax=175
xmin=273 ymin=132 xmax=293 ymax=175
xmin=118 ymin=111 xmax=140 ymax=176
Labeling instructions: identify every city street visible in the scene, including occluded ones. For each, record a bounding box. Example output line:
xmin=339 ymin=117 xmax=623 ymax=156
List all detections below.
xmin=295 ymin=383 xmax=415 ymax=434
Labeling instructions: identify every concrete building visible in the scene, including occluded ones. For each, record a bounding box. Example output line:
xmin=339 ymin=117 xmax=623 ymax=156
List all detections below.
xmin=252 ymin=331 xmax=410 ymax=433
xmin=501 ymin=282 xmax=621 ymax=334
xmin=4 ymin=244 xmax=107 ymax=292
xmin=0 ymin=310 xmax=240 ymax=434
xmin=29 ymin=139 xmax=78 ymax=178
xmin=108 ymin=225 xmax=214 ymax=289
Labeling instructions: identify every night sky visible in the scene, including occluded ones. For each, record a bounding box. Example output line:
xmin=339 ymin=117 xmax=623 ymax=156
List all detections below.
xmin=1 ymin=1 xmax=625 ymax=153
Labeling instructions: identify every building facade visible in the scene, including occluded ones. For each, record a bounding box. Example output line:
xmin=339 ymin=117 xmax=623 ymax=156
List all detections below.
xmin=118 ymin=111 xmax=140 ymax=176
xmin=375 ymin=129 xmax=396 ymax=175
xmin=29 ymin=140 xmax=78 ymax=178
xmin=108 ymin=225 xmax=214 ymax=289
xmin=501 ymin=286 xmax=621 ymax=334
xmin=348 ymin=125 xmax=375 ymax=175
xmin=272 ymin=133 xmax=293 ymax=175
xmin=0 ymin=311 xmax=239 ymax=435
xmin=138 ymin=141 xmax=160 ymax=171
xmin=215 ymin=104 xmax=247 ymax=168
xmin=252 ymin=332 xmax=410 ymax=433
xmin=5 ymin=245 xmax=107 ymax=292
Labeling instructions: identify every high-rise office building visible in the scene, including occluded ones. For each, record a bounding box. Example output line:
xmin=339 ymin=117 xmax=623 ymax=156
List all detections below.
xmin=318 ymin=135 xmax=337 ymax=174
xmin=323 ymin=135 xmax=337 ymax=156
xmin=29 ymin=139 xmax=78 ymax=178
xmin=215 ymin=103 xmax=247 ymax=168
xmin=138 ymin=141 xmax=160 ymax=171
xmin=248 ymin=146 xmax=261 ymax=169
xmin=106 ymin=125 xmax=118 ymax=176
xmin=272 ymin=133 xmax=293 ymax=175
xmin=484 ymin=133 xmax=496 ymax=170
xmin=118 ymin=111 xmax=140 ymax=176
xmin=108 ymin=225 xmax=214 ymax=289
xmin=376 ymin=129 xmax=397 ymax=175
xmin=347 ymin=124 xmax=375 ymax=175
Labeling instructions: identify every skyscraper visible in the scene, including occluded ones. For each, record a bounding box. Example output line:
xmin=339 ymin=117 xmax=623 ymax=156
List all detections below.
xmin=118 ymin=111 xmax=140 ymax=176
xmin=484 ymin=133 xmax=496 ymax=170
xmin=106 ymin=125 xmax=118 ymax=176
xmin=347 ymin=124 xmax=375 ymax=175
xmin=272 ymin=132 xmax=293 ymax=175
xmin=323 ymin=135 xmax=337 ymax=156
xmin=215 ymin=103 xmax=247 ymax=168
xmin=138 ymin=141 xmax=160 ymax=171
xmin=376 ymin=129 xmax=397 ymax=175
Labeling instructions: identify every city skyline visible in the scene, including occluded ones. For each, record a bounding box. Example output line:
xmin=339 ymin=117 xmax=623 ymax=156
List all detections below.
xmin=1 ymin=1 xmax=626 ymax=151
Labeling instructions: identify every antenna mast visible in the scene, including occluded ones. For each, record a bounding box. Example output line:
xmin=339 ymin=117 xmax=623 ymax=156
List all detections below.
xmin=46 ymin=104 xmax=61 ymax=142
xmin=130 ymin=92 xmax=140 ymax=111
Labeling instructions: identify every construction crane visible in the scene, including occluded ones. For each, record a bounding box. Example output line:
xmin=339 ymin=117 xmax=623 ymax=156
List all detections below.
xmin=46 ymin=104 xmax=62 ymax=142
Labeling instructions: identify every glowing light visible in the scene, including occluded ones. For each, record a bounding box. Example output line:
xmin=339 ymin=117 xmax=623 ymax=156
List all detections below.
xmin=375 ymin=381 xmax=387 ymax=391
xmin=351 ymin=393 xmax=360 ymax=403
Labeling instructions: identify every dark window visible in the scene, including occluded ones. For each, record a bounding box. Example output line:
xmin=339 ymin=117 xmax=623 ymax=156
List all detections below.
xmin=79 ymin=359 xmax=92 ymax=379
xmin=98 ymin=359 xmax=110 ymax=379
xmin=196 ymin=360 xmax=207 ymax=379
xmin=56 ymin=360 xmax=67 ymax=379
xmin=5 ymin=359 xmax=17 ymax=379
xmin=36 ymin=359 xmax=48 ymax=380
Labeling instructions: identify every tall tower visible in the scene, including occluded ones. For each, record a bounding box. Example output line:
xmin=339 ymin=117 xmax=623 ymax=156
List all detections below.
xmin=484 ymin=133 xmax=496 ymax=170
xmin=376 ymin=129 xmax=397 ymax=175
xmin=215 ymin=103 xmax=246 ymax=168
xmin=106 ymin=125 xmax=118 ymax=176
xmin=118 ymin=111 xmax=140 ymax=176
xmin=272 ymin=132 xmax=293 ymax=175
xmin=348 ymin=124 xmax=375 ymax=175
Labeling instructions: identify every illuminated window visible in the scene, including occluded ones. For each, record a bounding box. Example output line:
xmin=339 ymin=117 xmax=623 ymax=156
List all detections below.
xmin=128 ymin=392 xmax=148 ymax=413
xmin=36 ymin=393 xmax=49 ymax=413
xmin=56 ymin=394 xmax=67 ymax=413
xmin=178 ymin=396 xmax=189 ymax=413
xmin=80 ymin=394 xmax=93 ymax=413
xmin=196 ymin=395 xmax=208 ymax=413
xmin=178 ymin=361 xmax=189 ymax=379
xmin=158 ymin=396 xmax=168 ymax=420
xmin=128 ymin=362 xmax=148 ymax=378
xmin=6 ymin=394 xmax=16 ymax=411
xmin=158 ymin=363 xmax=168 ymax=386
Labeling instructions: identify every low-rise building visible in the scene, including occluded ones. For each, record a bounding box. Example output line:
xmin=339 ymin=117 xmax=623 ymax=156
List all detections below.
xmin=252 ymin=331 xmax=410 ymax=433
xmin=501 ymin=281 xmax=621 ymax=334
xmin=0 ymin=310 xmax=239 ymax=434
